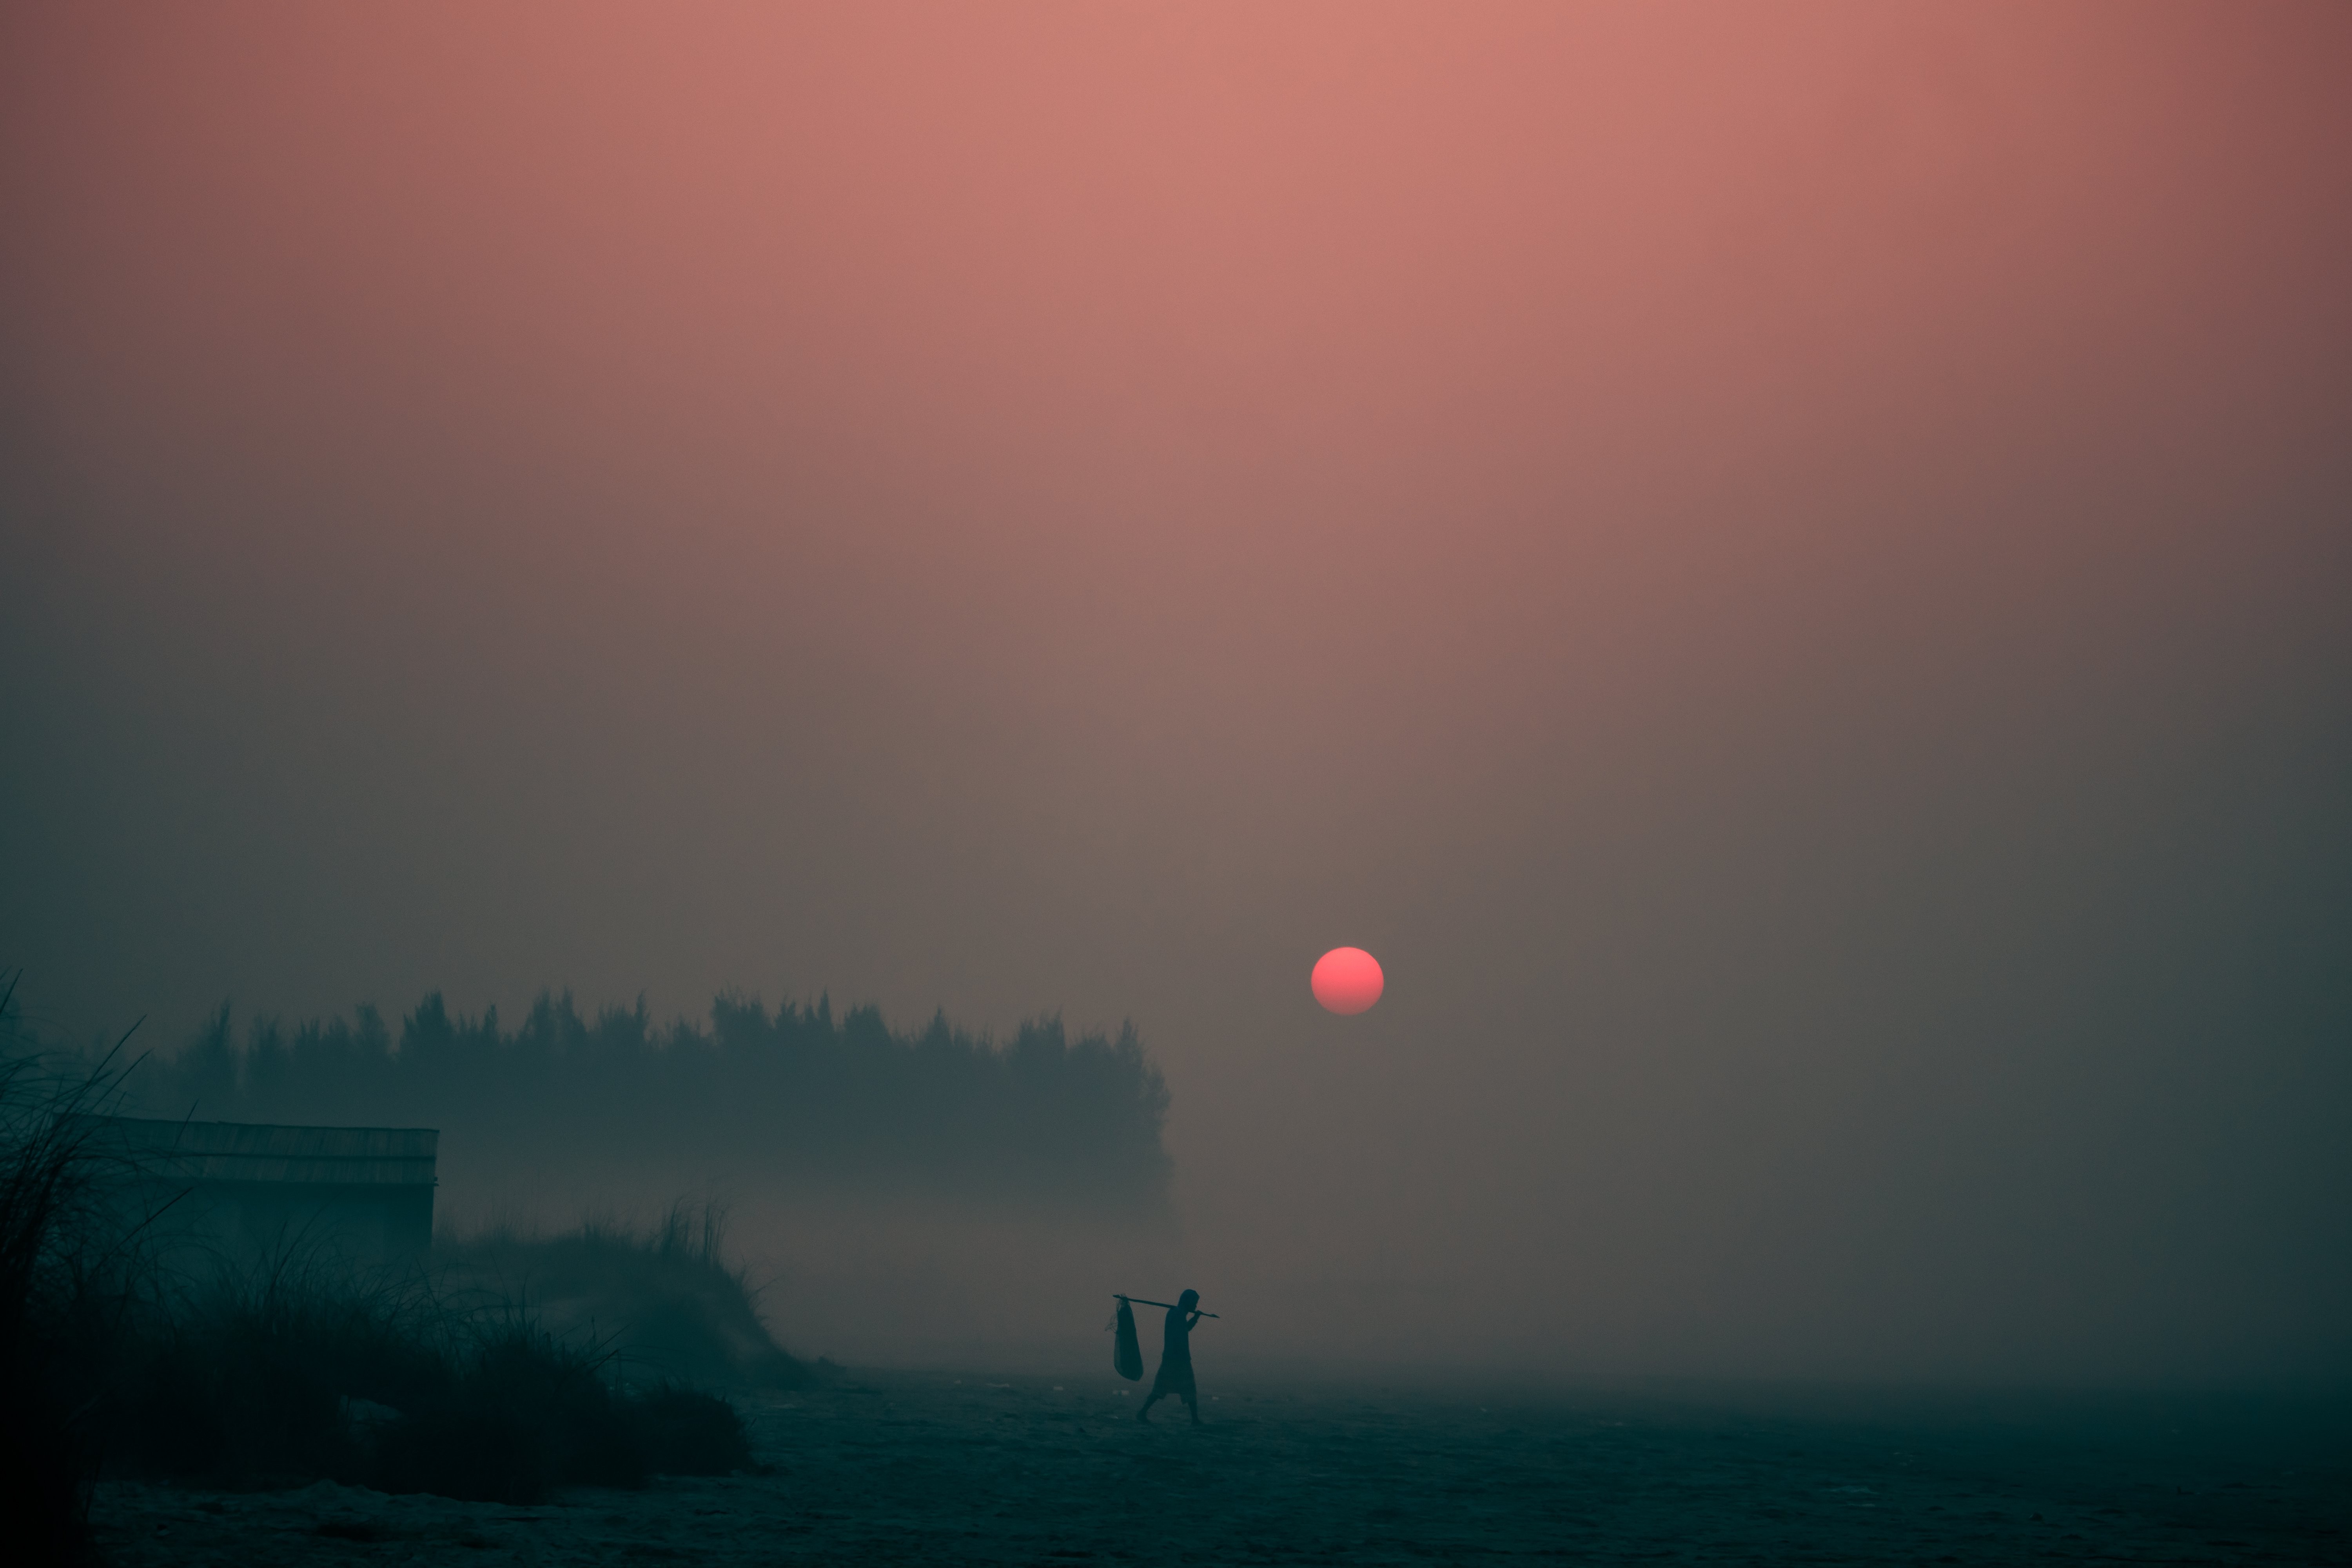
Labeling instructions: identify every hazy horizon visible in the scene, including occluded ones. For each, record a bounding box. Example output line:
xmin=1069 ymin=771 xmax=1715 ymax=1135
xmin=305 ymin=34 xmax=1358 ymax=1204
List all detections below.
xmin=5 ymin=2 xmax=2348 ymax=1389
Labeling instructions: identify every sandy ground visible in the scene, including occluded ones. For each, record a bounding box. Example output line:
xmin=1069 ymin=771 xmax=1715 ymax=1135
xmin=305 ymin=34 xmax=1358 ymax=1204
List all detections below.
xmin=90 ymin=1370 xmax=2351 ymax=1565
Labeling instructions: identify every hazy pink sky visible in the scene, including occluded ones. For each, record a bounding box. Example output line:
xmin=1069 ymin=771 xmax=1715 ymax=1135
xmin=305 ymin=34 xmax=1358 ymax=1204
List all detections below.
xmin=5 ymin=2 xmax=2348 ymax=1380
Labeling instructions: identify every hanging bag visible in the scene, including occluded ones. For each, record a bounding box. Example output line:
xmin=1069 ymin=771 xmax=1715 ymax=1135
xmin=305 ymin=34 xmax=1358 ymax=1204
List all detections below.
xmin=1112 ymin=1296 xmax=1143 ymax=1381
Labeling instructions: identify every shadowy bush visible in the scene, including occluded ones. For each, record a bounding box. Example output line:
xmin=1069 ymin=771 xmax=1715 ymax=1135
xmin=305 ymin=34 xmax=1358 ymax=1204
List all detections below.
xmin=436 ymin=1201 xmax=811 ymax=1390
xmin=62 ymin=1218 xmax=768 ymax=1502
xmin=98 ymin=1252 xmax=453 ymax=1486
xmin=131 ymin=988 xmax=1172 ymax=1213
xmin=79 ymin=1253 xmax=762 ymax=1503
xmin=631 ymin=1384 xmax=753 ymax=1475
xmin=373 ymin=1323 xmax=643 ymax=1503
xmin=360 ymin=1317 xmax=752 ymax=1502
xmin=368 ymin=1360 xmax=748 ymax=1503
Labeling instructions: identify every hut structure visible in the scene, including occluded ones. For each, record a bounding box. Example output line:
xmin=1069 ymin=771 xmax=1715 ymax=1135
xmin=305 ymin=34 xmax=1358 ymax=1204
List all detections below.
xmin=83 ymin=1117 xmax=438 ymax=1262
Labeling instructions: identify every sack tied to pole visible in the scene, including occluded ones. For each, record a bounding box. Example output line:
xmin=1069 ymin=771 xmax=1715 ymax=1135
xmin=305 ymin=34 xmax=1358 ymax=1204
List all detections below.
xmin=1112 ymin=1297 xmax=1144 ymax=1381
xmin=1111 ymin=1293 xmax=1217 ymax=1383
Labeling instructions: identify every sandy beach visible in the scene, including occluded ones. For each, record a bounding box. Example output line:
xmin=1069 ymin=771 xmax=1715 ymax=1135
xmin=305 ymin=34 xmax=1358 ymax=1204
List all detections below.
xmin=89 ymin=1370 xmax=2350 ymax=1565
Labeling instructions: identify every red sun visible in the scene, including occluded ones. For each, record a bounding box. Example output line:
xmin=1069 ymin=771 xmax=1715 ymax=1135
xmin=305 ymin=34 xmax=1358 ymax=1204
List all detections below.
xmin=1311 ymin=947 xmax=1385 ymax=1015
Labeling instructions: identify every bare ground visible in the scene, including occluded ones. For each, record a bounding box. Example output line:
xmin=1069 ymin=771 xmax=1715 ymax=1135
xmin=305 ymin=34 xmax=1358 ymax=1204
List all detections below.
xmin=90 ymin=1370 xmax=2351 ymax=1565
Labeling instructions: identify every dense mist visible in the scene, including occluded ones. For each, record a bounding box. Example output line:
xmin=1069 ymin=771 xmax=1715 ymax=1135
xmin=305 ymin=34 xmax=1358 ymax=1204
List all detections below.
xmin=5 ymin=2 xmax=2350 ymax=1387
xmin=132 ymin=992 xmax=1169 ymax=1218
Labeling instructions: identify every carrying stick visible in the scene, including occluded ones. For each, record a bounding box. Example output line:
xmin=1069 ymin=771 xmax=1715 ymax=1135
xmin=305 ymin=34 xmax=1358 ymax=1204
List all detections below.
xmin=1114 ymin=1294 xmax=1219 ymax=1318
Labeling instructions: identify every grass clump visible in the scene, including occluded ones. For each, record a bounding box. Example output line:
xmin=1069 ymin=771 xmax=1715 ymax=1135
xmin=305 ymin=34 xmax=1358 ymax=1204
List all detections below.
xmin=99 ymin=1255 xmax=453 ymax=1486
xmin=370 ymin=1333 xmax=750 ymax=1502
xmin=89 ymin=1256 xmax=760 ymax=1503
xmin=435 ymin=1201 xmax=811 ymax=1391
xmin=373 ymin=1323 xmax=642 ymax=1503
xmin=631 ymin=1383 xmax=756 ymax=1475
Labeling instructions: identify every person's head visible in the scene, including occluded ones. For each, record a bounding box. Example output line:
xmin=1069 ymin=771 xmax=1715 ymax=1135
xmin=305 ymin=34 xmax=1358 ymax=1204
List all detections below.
xmin=1177 ymin=1289 xmax=1200 ymax=1312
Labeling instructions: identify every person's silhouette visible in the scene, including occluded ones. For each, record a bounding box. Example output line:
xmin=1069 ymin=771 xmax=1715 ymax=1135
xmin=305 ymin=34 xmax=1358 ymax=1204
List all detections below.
xmin=1136 ymin=1289 xmax=1203 ymax=1425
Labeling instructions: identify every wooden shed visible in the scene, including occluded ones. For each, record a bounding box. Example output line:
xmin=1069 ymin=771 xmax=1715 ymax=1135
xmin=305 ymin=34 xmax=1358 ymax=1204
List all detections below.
xmin=85 ymin=1117 xmax=438 ymax=1261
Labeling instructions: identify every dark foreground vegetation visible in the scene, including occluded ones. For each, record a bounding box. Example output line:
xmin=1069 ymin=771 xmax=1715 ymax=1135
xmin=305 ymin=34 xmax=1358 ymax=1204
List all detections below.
xmin=434 ymin=1203 xmax=814 ymax=1393
xmin=4 ymin=989 xmax=799 ymax=1567
xmin=93 ymin=1266 xmax=762 ymax=1501
xmin=133 ymin=989 xmax=1171 ymax=1211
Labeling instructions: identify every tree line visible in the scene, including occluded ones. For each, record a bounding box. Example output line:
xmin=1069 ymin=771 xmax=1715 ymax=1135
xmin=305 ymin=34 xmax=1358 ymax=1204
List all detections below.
xmin=126 ymin=989 xmax=1173 ymax=1213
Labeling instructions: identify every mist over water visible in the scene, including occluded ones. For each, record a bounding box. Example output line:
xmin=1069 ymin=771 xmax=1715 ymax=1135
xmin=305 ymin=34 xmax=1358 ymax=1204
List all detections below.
xmin=5 ymin=0 xmax=2351 ymax=1397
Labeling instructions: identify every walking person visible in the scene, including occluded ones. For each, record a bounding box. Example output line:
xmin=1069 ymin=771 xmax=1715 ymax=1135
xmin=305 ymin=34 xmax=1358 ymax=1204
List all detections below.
xmin=1137 ymin=1289 xmax=1204 ymax=1425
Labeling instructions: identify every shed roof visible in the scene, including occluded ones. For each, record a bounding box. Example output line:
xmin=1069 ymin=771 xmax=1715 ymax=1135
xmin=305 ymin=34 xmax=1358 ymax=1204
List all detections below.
xmin=80 ymin=1117 xmax=438 ymax=1187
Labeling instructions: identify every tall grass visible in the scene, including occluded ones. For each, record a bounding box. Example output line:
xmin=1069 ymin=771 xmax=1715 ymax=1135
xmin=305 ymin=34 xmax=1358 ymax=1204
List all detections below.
xmin=7 ymin=980 xmax=773 ymax=1526
xmin=99 ymin=1247 xmax=449 ymax=1485
xmin=437 ymin=1201 xmax=811 ymax=1390
xmin=133 ymin=989 xmax=1172 ymax=1213
xmin=1 ymin=973 xmax=143 ymax=1567
xmin=85 ymin=1240 xmax=761 ymax=1502
xmin=64 ymin=1226 xmax=766 ymax=1504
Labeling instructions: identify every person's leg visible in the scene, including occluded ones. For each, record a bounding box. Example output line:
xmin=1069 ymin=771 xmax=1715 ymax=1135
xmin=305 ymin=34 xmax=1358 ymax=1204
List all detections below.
xmin=1137 ymin=1390 xmax=1160 ymax=1422
xmin=1181 ymin=1388 xmax=1200 ymax=1426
